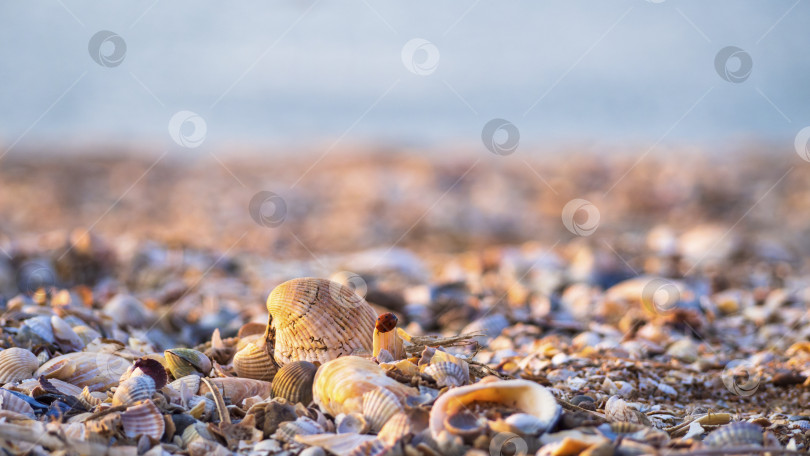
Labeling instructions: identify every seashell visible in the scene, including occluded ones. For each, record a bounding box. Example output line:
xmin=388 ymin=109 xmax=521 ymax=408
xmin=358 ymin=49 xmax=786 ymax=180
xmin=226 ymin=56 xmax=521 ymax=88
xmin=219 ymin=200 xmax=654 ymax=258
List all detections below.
xmin=295 ymin=433 xmax=377 ymax=455
xmin=502 ymin=413 xmax=553 ymax=436
xmin=313 ymin=356 xmax=418 ymax=419
xmin=424 ymin=350 xmax=469 ymax=384
xmin=198 ymin=377 xmax=273 ymax=406
xmin=266 ymin=278 xmax=378 ymax=366
xmin=36 ymin=352 xmax=130 ymax=391
xmin=0 ymin=388 xmax=36 ymax=417
xmin=72 ymin=326 xmax=102 ymax=345
xmin=103 ymin=294 xmax=154 ymax=328
xmin=164 ymin=349 xmax=212 ymax=378
xmin=233 ymin=341 xmax=278 ymax=381
xmin=336 ymin=412 xmax=370 ymax=434
xmin=38 ymin=378 xmax=83 ymax=397
xmin=443 ymin=409 xmax=486 ymax=441
xmin=112 ymin=375 xmax=156 ymax=406
xmin=182 ymin=421 xmax=214 ymax=446
xmin=0 ymin=348 xmax=39 ymax=383
xmin=247 ymin=399 xmax=297 ymax=438
xmin=188 ymin=396 xmax=215 ymax=420
xmin=50 ymin=315 xmax=84 ymax=351
xmin=238 ymin=322 xmax=267 ymax=339
xmin=703 ymin=422 xmax=763 ymax=448
xmin=79 ymin=386 xmax=104 ymax=408
xmin=168 ymin=375 xmax=202 ymax=395
xmin=378 ymin=408 xmax=429 ymax=445
xmin=121 ymin=399 xmax=165 ymax=440
xmin=362 ymin=387 xmax=404 ymax=432
xmin=21 ymin=315 xmax=55 ymax=344
xmin=272 ymin=360 xmax=317 ymax=405
xmin=424 ymin=361 xmax=466 ymax=388
xmin=119 ymin=358 xmax=168 ymax=389
xmin=429 ymin=379 xmax=560 ymax=439
xmin=274 ymin=416 xmax=323 ymax=443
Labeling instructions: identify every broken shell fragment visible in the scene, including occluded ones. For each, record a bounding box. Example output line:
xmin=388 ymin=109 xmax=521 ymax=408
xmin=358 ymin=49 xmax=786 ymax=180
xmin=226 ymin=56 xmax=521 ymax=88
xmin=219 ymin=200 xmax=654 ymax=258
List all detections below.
xmin=164 ymin=349 xmax=212 ymax=379
xmin=0 ymin=348 xmax=39 ymax=383
xmin=272 ymin=360 xmax=317 ymax=405
xmin=266 ymin=278 xmax=378 ymax=366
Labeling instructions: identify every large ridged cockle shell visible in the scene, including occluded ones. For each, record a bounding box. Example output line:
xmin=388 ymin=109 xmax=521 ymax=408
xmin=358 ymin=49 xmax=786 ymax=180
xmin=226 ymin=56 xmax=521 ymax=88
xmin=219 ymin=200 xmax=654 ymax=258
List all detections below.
xmin=703 ymin=422 xmax=763 ymax=448
xmin=233 ymin=341 xmax=278 ymax=382
xmin=164 ymin=349 xmax=212 ymax=379
xmin=429 ymin=379 xmax=560 ymax=439
xmin=313 ymin=356 xmax=418 ymax=420
xmin=0 ymin=348 xmax=39 ymax=383
xmin=112 ymin=375 xmax=156 ymax=406
xmin=266 ymin=278 xmax=377 ymax=366
xmin=272 ymin=360 xmax=317 ymax=405
xmin=198 ymin=377 xmax=273 ymax=406
xmin=35 ymin=352 xmax=130 ymax=391
xmin=121 ymin=399 xmax=165 ymax=440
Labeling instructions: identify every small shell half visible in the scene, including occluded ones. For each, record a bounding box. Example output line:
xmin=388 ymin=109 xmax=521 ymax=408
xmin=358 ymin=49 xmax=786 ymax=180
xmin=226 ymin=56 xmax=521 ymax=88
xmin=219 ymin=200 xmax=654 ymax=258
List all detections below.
xmin=362 ymin=387 xmax=404 ymax=432
xmin=0 ymin=348 xmax=39 ymax=383
xmin=112 ymin=375 xmax=156 ymax=406
xmin=378 ymin=408 xmax=429 ymax=445
xmin=233 ymin=341 xmax=278 ymax=382
xmin=703 ymin=422 xmax=763 ymax=448
xmin=36 ymin=352 xmax=130 ymax=392
xmin=121 ymin=399 xmax=165 ymax=440
xmin=164 ymin=349 xmax=211 ymax=379
xmin=424 ymin=361 xmax=466 ymax=388
xmin=272 ymin=360 xmax=317 ymax=405
xmin=0 ymin=388 xmax=36 ymax=417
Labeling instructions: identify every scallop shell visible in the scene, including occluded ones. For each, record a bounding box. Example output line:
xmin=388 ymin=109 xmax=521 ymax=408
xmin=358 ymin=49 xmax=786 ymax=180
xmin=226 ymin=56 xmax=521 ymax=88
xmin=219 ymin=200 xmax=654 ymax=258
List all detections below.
xmin=36 ymin=352 xmax=130 ymax=391
xmin=21 ymin=315 xmax=55 ymax=344
xmin=362 ymin=387 xmax=404 ymax=432
xmin=120 ymin=399 xmax=165 ymax=440
xmin=272 ymin=360 xmax=317 ymax=405
xmin=0 ymin=388 xmax=36 ymax=417
xmin=274 ymin=416 xmax=323 ymax=443
xmin=378 ymin=408 xmax=429 ymax=445
xmin=266 ymin=278 xmax=377 ymax=366
xmin=0 ymin=348 xmax=39 ymax=383
xmin=233 ymin=341 xmax=278 ymax=381
xmin=703 ymin=422 xmax=763 ymax=448
xmin=112 ymin=375 xmax=156 ymax=406
xmin=198 ymin=377 xmax=273 ymax=406
xmin=424 ymin=361 xmax=466 ymax=388
xmin=429 ymin=379 xmax=560 ymax=439
xmin=313 ymin=356 xmax=418 ymax=418
xmin=164 ymin=349 xmax=211 ymax=378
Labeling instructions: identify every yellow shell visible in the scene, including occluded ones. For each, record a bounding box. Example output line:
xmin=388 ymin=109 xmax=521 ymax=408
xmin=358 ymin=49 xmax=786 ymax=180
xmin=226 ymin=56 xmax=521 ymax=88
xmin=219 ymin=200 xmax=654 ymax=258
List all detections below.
xmin=233 ymin=341 xmax=278 ymax=382
xmin=272 ymin=360 xmax=318 ymax=405
xmin=121 ymin=399 xmax=165 ymax=440
xmin=0 ymin=348 xmax=39 ymax=383
xmin=313 ymin=356 xmax=418 ymax=420
xmin=35 ymin=352 xmax=129 ymax=391
xmin=164 ymin=349 xmax=211 ymax=378
xmin=378 ymin=408 xmax=429 ymax=445
xmin=266 ymin=278 xmax=377 ymax=365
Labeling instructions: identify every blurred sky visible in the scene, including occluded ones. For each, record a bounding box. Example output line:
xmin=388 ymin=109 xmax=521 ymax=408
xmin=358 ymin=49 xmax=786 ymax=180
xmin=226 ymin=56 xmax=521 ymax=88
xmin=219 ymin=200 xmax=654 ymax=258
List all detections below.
xmin=0 ymin=1 xmax=808 ymax=152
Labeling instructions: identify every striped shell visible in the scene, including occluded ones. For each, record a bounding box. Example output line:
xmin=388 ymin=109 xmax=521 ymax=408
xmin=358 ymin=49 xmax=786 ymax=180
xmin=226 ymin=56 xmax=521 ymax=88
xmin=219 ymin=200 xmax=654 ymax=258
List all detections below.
xmin=266 ymin=278 xmax=377 ymax=366
xmin=121 ymin=399 xmax=165 ymax=440
xmin=0 ymin=388 xmax=35 ymax=417
xmin=36 ymin=352 xmax=130 ymax=391
xmin=79 ymin=386 xmax=105 ymax=408
xmin=424 ymin=361 xmax=466 ymax=388
xmin=168 ymin=375 xmax=202 ymax=395
xmin=164 ymin=349 xmax=211 ymax=378
xmin=233 ymin=341 xmax=278 ymax=382
xmin=314 ymin=356 xmax=417 ymax=420
xmin=21 ymin=316 xmax=55 ymax=344
xmin=378 ymin=408 xmax=429 ymax=445
xmin=274 ymin=417 xmax=323 ymax=443
xmin=272 ymin=360 xmax=317 ymax=405
xmin=362 ymin=387 xmax=404 ymax=432
xmin=703 ymin=422 xmax=763 ymax=448
xmin=0 ymin=348 xmax=39 ymax=383
xmin=112 ymin=375 xmax=156 ymax=406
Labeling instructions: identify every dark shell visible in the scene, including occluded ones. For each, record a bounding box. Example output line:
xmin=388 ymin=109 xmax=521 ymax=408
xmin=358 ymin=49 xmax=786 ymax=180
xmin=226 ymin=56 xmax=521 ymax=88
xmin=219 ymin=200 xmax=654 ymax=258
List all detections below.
xmin=272 ymin=360 xmax=318 ymax=405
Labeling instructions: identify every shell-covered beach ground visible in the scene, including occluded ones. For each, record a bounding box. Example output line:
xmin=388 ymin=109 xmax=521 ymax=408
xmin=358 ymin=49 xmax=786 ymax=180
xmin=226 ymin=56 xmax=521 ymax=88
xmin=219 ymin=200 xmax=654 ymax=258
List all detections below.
xmin=0 ymin=150 xmax=809 ymax=455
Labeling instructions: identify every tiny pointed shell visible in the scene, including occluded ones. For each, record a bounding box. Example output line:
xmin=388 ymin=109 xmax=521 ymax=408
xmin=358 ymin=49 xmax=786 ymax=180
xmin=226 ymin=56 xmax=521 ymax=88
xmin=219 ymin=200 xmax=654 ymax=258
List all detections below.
xmin=362 ymin=387 xmax=403 ymax=432
xmin=0 ymin=388 xmax=35 ymax=417
xmin=0 ymin=348 xmax=39 ymax=383
xmin=121 ymin=399 xmax=165 ymax=440
xmin=424 ymin=361 xmax=466 ymax=388
xmin=233 ymin=342 xmax=278 ymax=381
xmin=272 ymin=360 xmax=317 ymax=405
xmin=112 ymin=375 xmax=156 ymax=406
xmin=267 ymin=278 xmax=377 ymax=366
